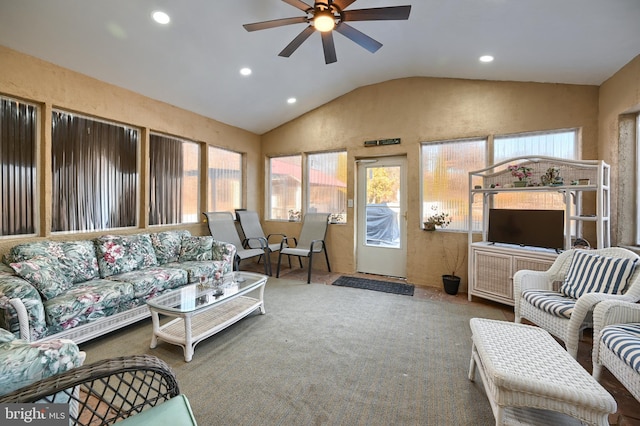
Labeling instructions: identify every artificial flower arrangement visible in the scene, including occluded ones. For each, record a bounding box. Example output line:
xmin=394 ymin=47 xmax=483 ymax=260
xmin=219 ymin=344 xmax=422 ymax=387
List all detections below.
xmin=424 ymin=206 xmax=451 ymax=231
xmin=508 ymin=164 xmax=533 ymax=183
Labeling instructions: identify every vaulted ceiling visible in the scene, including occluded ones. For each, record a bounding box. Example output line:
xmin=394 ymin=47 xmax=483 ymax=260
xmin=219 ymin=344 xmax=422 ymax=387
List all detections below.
xmin=1 ymin=0 xmax=639 ymax=134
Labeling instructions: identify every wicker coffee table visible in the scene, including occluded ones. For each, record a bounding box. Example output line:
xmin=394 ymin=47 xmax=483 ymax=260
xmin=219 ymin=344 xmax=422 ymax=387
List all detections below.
xmin=468 ymin=318 xmax=617 ymax=426
xmin=147 ymin=272 xmax=267 ymax=362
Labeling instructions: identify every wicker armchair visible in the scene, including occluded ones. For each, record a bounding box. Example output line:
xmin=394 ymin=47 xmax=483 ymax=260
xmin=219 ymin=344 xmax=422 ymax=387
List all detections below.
xmin=514 ymin=247 xmax=640 ymax=359
xmin=592 ymin=300 xmax=640 ymax=402
xmin=0 ymin=354 xmax=196 ymax=425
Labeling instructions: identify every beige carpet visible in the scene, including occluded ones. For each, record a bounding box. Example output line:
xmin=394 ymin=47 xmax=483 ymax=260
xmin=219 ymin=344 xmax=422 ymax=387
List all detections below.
xmin=80 ymin=277 xmax=508 ymax=425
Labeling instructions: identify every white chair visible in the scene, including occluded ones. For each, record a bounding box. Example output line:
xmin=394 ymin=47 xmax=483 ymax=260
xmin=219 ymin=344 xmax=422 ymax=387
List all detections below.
xmin=236 ymin=210 xmax=286 ymax=274
xmin=276 ymin=213 xmax=331 ymax=284
xmin=514 ymin=247 xmax=640 ymax=359
xmin=592 ymin=300 xmax=640 ymax=403
xmin=203 ymin=211 xmax=270 ymax=275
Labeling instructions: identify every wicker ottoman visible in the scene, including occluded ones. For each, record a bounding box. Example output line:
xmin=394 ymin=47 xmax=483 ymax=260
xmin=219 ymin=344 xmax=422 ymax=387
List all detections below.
xmin=468 ymin=318 xmax=617 ymax=425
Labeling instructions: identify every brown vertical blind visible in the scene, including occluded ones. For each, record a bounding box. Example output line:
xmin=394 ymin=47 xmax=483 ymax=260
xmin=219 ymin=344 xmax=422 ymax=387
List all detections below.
xmin=51 ymin=111 xmax=138 ymax=231
xmin=0 ymin=97 xmax=37 ymax=235
xmin=149 ymin=134 xmax=183 ymax=225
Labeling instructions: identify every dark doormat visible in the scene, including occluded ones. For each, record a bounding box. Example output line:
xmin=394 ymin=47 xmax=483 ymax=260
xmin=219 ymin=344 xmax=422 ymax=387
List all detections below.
xmin=332 ymin=276 xmax=414 ymax=296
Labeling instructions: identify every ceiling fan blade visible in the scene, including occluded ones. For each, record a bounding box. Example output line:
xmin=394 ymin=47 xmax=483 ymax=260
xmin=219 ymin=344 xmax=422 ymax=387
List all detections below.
xmin=282 ymin=0 xmax=313 ymax=12
xmin=332 ymin=0 xmax=358 ymax=10
xmin=321 ymin=31 xmax=337 ymax=64
xmin=279 ymin=25 xmax=315 ymax=57
xmin=335 ymin=22 xmax=382 ymax=53
xmin=243 ymin=16 xmax=308 ymax=32
xmin=343 ymin=5 xmax=411 ymax=21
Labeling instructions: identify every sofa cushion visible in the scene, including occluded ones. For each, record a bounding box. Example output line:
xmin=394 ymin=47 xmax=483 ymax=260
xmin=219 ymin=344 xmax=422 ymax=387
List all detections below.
xmin=107 ymin=267 xmax=189 ymax=298
xmin=95 ymin=234 xmax=159 ymax=278
xmin=0 ymin=262 xmax=15 ymax=276
xmin=166 ymin=260 xmax=228 ymax=284
xmin=179 ymin=236 xmax=214 ymax=262
xmin=5 ymin=240 xmax=100 ymax=284
xmin=10 ymin=256 xmax=73 ymax=301
xmin=116 ymin=394 xmax=197 ymax=426
xmin=43 ymin=279 xmax=135 ymax=331
xmin=151 ymin=230 xmax=191 ymax=265
xmin=522 ymin=290 xmax=576 ymax=319
xmin=560 ymin=250 xmax=638 ymax=299
xmin=601 ymin=323 xmax=640 ymax=374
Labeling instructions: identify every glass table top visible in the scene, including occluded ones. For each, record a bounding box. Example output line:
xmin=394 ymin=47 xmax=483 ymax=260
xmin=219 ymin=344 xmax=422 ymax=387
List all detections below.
xmin=146 ymin=272 xmax=267 ymax=314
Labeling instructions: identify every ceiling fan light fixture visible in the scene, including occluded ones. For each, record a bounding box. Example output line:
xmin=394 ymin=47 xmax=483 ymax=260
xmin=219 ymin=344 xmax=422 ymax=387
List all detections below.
xmin=314 ymin=12 xmax=336 ymax=32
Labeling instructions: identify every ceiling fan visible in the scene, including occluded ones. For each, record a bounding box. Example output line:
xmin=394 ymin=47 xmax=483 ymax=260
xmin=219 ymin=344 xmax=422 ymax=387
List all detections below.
xmin=243 ymin=0 xmax=411 ymax=64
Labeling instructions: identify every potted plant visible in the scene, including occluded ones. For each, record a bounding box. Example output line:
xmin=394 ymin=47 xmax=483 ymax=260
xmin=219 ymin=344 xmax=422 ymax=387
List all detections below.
xmin=442 ymin=246 xmax=466 ymax=295
xmin=423 ymin=207 xmax=451 ymax=231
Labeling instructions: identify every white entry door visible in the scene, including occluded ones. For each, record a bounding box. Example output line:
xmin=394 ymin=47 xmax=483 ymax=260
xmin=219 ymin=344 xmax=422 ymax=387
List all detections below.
xmin=356 ymin=156 xmax=407 ymax=278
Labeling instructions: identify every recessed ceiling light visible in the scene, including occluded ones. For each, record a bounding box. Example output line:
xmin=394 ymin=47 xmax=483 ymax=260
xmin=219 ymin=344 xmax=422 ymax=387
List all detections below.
xmin=287 ymin=98 xmax=297 ymax=104
xmin=152 ymin=11 xmax=170 ymax=25
xmin=479 ymin=55 xmax=494 ymax=63
xmin=240 ymin=67 xmax=252 ymax=76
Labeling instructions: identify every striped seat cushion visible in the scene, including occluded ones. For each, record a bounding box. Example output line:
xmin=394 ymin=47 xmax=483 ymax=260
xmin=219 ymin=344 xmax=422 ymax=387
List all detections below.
xmin=601 ymin=323 xmax=640 ymax=374
xmin=522 ymin=290 xmax=576 ymax=319
xmin=560 ymin=250 xmax=637 ymax=299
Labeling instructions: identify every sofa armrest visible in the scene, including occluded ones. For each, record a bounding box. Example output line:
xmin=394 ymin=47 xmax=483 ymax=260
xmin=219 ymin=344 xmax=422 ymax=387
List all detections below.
xmin=593 ymin=300 xmax=640 ymax=334
xmin=0 ymin=336 xmax=85 ymax=396
xmin=212 ymin=240 xmax=237 ymax=273
xmin=0 ymin=274 xmax=47 ymax=341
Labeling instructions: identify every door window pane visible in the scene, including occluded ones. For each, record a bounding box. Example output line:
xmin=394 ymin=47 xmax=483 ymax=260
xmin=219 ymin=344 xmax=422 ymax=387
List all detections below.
xmin=308 ymin=151 xmax=347 ymax=223
xmin=268 ymin=155 xmax=301 ymax=220
xmin=366 ymin=165 xmax=400 ymax=247
xmin=208 ymin=146 xmax=242 ymax=212
xmin=0 ymin=96 xmax=37 ymax=236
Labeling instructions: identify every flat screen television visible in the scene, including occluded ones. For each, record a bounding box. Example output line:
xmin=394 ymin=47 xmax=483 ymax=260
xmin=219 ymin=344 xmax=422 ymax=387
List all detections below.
xmin=487 ymin=209 xmax=565 ymax=250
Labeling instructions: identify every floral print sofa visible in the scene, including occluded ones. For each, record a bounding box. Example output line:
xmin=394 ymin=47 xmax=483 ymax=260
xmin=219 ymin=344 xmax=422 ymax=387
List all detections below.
xmin=0 ymin=327 xmax=86 ymax=396
xmin=0 ymin=230 xmax=236 ymax=343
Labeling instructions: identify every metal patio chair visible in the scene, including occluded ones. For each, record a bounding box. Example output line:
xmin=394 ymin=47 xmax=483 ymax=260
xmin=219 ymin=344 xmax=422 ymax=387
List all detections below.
xmin=203 ymin=211 xmax=270 ymax=275
xmin=276 ymin=213 xmax=331 ymax=284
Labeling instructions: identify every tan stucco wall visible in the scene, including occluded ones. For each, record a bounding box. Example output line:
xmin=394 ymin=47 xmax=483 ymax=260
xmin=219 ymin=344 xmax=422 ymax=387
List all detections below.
xmin=598 ymin=54 xmax=640 ymax=246
xmin=4 ymin=43 xmax=635 ymax=292
xmin=0 ymin=45 xmax=261 ymax=255
xmin=261 ymin=77 xmax=600 ymax=290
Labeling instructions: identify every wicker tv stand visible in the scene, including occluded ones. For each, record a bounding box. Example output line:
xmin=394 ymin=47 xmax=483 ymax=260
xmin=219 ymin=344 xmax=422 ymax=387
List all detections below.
xmin=146 ymin=272 xmax=267 ymax=362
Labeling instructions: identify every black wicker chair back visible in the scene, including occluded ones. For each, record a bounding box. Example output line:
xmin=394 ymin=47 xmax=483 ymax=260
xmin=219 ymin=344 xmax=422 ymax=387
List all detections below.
xmin=0 ymin=355 xmax=180 ymax=426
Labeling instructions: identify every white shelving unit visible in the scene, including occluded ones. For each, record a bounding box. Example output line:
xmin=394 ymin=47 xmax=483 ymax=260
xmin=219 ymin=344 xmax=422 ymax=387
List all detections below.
xmin=467 ymin=156 xmax=610 ymax=305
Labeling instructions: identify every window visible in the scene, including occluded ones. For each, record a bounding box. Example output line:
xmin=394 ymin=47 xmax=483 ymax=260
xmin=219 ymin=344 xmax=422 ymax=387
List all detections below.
xmin=0 ymin=96 xmax=37 ymax=236
xmin=307 ymin=151 xmax=347 ymax=222
xmin=207 ymin=146 xmax=242 ymax=212
xmin=421 ymin=129 xmax=578 ymax=231
xmin=149 ymin=134 xmax=200 ymax=225
xmin=422 ymin=139 xmax=486 ymax=230
xmin=636 ymin=114 xmax=640 ymax=245
xmin=492 ymin=130 xmax=578 ymax=213
xmin=51 ymin=111 xmax=138 ymax=232
xmin=268 ymin=155 xmax=301 ymax=220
